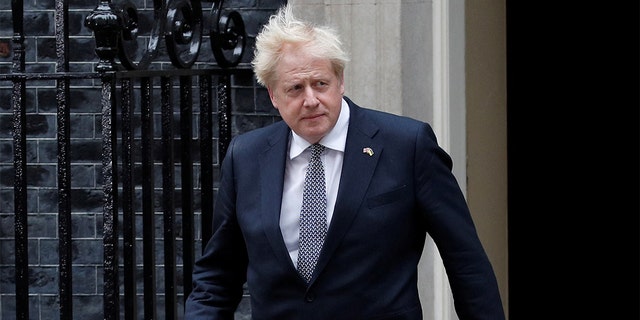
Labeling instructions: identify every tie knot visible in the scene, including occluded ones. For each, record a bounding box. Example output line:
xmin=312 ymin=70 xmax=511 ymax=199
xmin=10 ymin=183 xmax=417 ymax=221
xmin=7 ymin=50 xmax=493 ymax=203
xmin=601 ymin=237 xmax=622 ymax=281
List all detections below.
xmin=310 ymin=144 xmax=325 ymax=158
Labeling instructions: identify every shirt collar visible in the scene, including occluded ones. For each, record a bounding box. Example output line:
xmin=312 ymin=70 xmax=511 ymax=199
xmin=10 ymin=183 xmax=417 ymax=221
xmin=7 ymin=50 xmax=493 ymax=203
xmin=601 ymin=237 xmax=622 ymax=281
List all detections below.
xmin=289 ymin=98 xmax=350 ymax=159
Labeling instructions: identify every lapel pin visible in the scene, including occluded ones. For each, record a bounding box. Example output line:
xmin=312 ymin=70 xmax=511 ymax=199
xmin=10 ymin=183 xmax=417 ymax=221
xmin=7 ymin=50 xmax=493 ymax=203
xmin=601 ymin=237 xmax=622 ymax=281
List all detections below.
xmin=362 ymin=147 xmax=374 ymax=156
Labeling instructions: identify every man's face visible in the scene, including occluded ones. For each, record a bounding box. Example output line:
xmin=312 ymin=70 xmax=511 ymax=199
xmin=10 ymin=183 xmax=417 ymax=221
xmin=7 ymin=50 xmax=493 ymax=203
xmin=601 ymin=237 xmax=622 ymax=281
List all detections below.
xmin=268 ymin=44 xmax=344 ymax=144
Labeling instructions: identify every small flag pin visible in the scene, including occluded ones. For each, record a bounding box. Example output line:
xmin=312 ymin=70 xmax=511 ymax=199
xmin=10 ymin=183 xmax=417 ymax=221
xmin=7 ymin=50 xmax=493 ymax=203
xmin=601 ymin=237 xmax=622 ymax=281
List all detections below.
xmin=362 ymin=147 xmax=374 ymax=156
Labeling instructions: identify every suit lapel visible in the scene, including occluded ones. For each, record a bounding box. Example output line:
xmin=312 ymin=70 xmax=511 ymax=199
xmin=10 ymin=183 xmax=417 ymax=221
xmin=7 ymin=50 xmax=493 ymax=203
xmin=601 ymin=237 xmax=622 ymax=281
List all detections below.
xmin=258 ymin=124 xmax=297 ymax=270
xmin=313 ymin=101 xmax=382 ymax=280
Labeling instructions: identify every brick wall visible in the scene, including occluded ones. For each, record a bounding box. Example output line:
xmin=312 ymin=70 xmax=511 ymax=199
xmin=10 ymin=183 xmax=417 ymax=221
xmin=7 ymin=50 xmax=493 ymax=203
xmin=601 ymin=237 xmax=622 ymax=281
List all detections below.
xmin=0 ymin=0 xmax=285 ymax=319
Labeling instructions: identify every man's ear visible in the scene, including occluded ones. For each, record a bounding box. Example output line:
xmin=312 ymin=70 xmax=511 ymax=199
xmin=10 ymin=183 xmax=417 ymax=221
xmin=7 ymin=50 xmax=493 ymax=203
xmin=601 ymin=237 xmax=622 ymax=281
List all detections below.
xmin=267 ymin=87 xmax=278 ymax=109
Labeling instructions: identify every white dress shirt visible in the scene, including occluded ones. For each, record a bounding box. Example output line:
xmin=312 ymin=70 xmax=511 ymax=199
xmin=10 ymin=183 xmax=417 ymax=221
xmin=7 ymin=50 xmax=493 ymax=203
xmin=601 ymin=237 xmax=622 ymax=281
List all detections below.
xmin=279 ymin=98 xmax=350 ymax=265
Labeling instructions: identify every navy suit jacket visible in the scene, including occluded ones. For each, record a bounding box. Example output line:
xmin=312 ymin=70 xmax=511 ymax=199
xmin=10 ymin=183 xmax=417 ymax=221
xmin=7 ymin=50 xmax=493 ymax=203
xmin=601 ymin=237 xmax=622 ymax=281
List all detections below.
xmin=185 ymin=97 xmax=505 ymax=320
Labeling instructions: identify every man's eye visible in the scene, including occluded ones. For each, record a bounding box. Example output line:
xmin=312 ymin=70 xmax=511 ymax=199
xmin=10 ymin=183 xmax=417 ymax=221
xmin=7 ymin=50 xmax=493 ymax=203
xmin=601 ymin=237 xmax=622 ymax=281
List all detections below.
xmin=285 ymin=86 xmax=302 ymax=96
xmin=314 ymin=81 xmax=329 ymax=90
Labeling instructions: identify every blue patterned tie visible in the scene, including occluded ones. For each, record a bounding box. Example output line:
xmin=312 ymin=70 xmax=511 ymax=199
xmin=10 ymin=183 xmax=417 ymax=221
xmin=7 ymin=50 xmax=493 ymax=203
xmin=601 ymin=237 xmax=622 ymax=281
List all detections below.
xmin=297 ymin=143 xmax=327 ymax=283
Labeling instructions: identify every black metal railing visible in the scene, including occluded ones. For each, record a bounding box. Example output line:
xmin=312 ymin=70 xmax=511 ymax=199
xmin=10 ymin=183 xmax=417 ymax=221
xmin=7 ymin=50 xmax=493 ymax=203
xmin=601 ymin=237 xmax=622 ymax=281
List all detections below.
xmin=1 ymin=0 xmax=253 ymax=319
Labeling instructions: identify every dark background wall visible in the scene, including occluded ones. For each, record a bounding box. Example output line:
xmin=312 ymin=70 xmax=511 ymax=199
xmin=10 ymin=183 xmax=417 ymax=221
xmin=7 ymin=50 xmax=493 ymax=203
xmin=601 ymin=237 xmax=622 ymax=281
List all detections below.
xmin=0 ymin=0 xmax=285 ymax=319
xmin=505 ymin=2 xmax=639 ymax=319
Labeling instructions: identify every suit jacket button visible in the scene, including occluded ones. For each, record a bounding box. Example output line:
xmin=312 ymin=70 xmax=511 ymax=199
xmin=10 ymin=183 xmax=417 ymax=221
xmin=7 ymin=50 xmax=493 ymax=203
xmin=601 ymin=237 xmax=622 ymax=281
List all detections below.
xmin=305 ymin=293 xmax=315 ymax=302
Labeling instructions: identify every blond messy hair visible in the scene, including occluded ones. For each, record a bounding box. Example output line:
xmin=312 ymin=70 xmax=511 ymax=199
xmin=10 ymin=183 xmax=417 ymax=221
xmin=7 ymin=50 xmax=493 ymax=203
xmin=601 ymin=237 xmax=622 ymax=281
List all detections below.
xmin=251 ymin=4 xmax=350 ymax=88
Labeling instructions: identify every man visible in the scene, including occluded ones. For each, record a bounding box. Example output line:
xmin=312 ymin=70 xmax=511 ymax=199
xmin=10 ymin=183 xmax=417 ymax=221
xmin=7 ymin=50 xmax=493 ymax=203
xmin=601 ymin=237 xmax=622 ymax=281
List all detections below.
xmin=185 ymin=4 xmax=505 ymax=319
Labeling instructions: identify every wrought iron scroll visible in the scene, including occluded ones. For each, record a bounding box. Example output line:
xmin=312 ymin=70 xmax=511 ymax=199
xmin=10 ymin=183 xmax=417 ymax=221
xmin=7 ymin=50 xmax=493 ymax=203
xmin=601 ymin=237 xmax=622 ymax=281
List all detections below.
xmin=210 ymin=0 xmax=246 ymax=68
xmin=85 ymin=0 xmax=247 ymax=70
xmin=116 ymin=0 xmax=164 ymax=70
xmin=166 ymin=0 xmax=203 ymax=68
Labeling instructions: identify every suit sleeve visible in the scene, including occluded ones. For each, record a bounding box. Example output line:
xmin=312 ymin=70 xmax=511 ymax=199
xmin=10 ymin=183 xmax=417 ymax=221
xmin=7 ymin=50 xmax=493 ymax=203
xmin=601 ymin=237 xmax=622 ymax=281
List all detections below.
xmin=184 ymin=138 xmax=249 ymax=320
xmin=415 ymin=123 xmax=505 ymax=320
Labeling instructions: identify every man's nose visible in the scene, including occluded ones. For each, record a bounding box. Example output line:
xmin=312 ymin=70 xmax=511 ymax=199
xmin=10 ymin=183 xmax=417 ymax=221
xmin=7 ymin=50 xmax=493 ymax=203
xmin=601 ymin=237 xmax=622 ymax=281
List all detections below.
xmin=302 ymin=87 xmax=319 ymax=107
